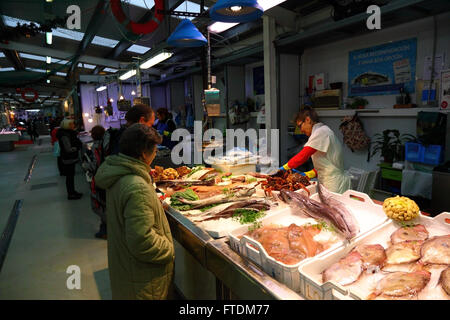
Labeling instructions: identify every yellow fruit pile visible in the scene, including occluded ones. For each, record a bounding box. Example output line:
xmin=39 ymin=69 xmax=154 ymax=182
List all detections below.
xmin=161 ymin=168 xmax=179 ymax=180
xmin=382 ymin=196 xmax=420 ymax=221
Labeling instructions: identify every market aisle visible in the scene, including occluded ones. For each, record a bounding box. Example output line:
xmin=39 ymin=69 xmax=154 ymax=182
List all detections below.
xmin=0 ymin=137 xmax=111 ymax=300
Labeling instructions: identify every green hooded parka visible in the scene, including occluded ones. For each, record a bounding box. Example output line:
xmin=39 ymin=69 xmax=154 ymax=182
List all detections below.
xmin=95 ymin=153 xmax=174 ymax=300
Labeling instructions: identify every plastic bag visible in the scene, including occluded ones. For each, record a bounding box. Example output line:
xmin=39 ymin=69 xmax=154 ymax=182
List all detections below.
xmin=53 ymin=141 xmax=60 ymax=157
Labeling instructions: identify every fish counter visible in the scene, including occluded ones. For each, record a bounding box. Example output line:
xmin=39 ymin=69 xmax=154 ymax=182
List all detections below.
xmin=155 ymin=165 xmax=450 ymax=300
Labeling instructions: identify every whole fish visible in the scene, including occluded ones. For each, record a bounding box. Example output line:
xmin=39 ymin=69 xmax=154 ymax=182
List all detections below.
xmin=317 ymin=182 xmax=360 ymax=239
xmin=179 ymin=183 xmax=258 ymax=209
xmin=197 ymin=199 xmax=272 ymax=222
xmin=280 ymin=188 xmax=358 ymax=240
xmin=385 ymin=241 xmax=423 ymax=265
xmin=369 ymin=270 xmax=431 ymax=299
xmin=420 ymin=235 xmax=450 ymax=265
xmin=390 ymin=225 xmax=429 ymax=244
xmin=322 ymin=251 xmax=364 ymax=286
xmin=440 ymin=267 xmax=450 ymax=296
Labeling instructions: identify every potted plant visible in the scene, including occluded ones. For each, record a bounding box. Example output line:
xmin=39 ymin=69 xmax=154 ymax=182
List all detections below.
xmin=371 ymin=129 xmax=416 ymax=163
xmin=347 ymin=96 xmax=369 ymax=109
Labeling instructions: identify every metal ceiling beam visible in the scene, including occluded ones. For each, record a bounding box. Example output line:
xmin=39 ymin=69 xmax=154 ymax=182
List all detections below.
xmin=275 ymin=0 xmax=429 ymax=47
xmin=149 ymin=42 xmax=263 ymax=85
xmin=0 ymin=41 xmax=123 ymax=69
xmin=0 ymin=13 xmax=26 ymax=71
xmin=93 ymin=0 xmax=185 ymax=75
xmin=66 ymin=0 xmax=109 ymax=79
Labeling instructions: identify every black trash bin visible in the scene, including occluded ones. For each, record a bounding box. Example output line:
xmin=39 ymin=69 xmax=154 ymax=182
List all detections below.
xmin=432 ymin=161 xmax=450 ymax=216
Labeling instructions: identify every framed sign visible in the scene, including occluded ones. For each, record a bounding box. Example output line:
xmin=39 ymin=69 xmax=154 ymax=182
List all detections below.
xmin=440 ymin=69 xmax=450 ymax=110
xmin=348 ymin=38 xmax=417 ymax=96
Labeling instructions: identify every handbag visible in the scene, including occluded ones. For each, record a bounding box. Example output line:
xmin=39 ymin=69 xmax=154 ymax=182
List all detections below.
xmin=53 ymin=141 xmax=60 ymax=157
xmin=339 ymin=114 xmax=371 ymax=152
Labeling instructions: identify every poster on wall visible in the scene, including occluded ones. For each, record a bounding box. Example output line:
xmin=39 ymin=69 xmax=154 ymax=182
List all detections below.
xmin=348 ymin=38 xmax=417 ymax=96
xmin=440 ymin=69 xmax=450 ymax=111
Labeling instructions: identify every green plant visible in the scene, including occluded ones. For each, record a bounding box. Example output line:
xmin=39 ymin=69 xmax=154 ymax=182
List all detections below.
xmin=371 ymin=129 xmax=416 ymax=163
xmin=347 ymin=96 xmax=369 ymax=109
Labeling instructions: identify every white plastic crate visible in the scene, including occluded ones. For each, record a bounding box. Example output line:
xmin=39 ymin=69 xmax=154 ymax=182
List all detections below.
xmin=228 ymin=189 xmax=389 ymax=292
xmin=299 ymin=212 xmax=450 ymax=300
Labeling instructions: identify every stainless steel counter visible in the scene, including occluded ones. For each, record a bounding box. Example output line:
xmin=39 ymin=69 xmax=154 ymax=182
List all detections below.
xmin=164 ymin=205 xmax=304 ymax=300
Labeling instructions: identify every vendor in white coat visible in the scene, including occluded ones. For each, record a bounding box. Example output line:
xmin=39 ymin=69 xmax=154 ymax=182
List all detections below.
xmin=281 ymin=107 xmax=351 ymax=194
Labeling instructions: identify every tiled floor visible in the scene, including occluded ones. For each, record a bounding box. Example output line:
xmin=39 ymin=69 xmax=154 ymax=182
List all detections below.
xmin=0 ymin=136 xmax=111 ymax=299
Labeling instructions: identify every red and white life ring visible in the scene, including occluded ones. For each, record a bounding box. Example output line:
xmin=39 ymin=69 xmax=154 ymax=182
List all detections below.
xmin=110 ymin=0 xmax=165 ymax=35
xmin=21 ymin=87 xmax=39 ymax=103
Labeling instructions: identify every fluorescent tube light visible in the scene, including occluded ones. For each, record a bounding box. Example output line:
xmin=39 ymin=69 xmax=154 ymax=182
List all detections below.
xmin=46 ymin=32 xmax=52 ymax=45
xmin=46 ymin=56 xmax=51 ymax=64
xmin=258 ymin=0 xmax=287 ymax=11
xmin=119 ymin=69 xmax=136 ymax=80
xmin=96 ymin=86 xmax=107 ymax=92
xmin=208 ymin=22 xmax=238 ymax=33
xmin=140 ymin=51 xmax=173 ymax=69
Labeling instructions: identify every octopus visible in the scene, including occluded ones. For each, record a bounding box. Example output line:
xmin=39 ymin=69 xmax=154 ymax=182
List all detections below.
xmin=368 ymin=270 xmax=431 ymax=299
xmin=420 ymin=235 xmax=450 ymax=265
xmin=385 ymin=241 xmax=423 ymax=265
xmin=390 ymin=224 xmax=429 ymax=244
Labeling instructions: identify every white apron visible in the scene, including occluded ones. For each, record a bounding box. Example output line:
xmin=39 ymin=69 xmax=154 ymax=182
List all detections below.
xmin=304 ymin=123 xmax=350 ymax=194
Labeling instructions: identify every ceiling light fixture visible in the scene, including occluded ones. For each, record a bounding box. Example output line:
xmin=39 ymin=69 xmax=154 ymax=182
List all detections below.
xmin=46 ymin=56 xmax=51 ymax=64
xmin=208 ymin=0 xmax=287 ymax=33
xmin=119 ymin=69 xmax=136 ymax=80
xmin=210 ymin=0 xmax=263 ymax=23
xmin=96 ymin=85 xmax=107 ymax=92
xmin=131 ymin=90 xmax=136 ymax=96
xmin=167 ymin=19 xmax=207 ymax=47
xmin=84 ymin=113 xmax=89 ymax=117
xmin=47 ymin=79 xmax=50 ymax=84
xmin=46 ymin=32 xmax=52 ymax=45
xmin=140 ymin=51 xmax=173 ymax=69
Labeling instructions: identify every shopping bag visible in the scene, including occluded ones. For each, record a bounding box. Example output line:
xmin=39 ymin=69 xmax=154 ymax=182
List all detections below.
xmin=53 ymin=141 xmax=60 ymax=157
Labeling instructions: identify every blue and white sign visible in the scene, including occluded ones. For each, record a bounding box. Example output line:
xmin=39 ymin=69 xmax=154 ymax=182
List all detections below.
xmin=348 ymin=38 xmax=417 ymax=96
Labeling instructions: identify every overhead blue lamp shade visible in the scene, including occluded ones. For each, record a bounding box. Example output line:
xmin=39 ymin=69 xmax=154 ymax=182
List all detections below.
xmin=167 ymin=19 xmax=207 ymax=47
xmin=210 ymin=0 xmax=263 ymax=23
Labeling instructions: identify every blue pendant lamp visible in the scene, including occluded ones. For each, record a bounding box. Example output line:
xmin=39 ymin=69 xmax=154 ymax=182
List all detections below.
xmin=210 ymin=0 xmax=263 ymax=23
xmin=167 ymin=19 xmax=207 ymax=47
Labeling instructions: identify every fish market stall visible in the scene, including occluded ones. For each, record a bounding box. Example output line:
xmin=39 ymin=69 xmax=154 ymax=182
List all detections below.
xmin=156 ymin=164 xmax=449 ymax=300
xmin=0 ymin=130 xmax=20 ymax=152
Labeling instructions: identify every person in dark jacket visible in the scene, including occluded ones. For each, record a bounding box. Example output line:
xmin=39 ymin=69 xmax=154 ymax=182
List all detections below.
xmin=153 ymin=108 xmax=176 ymax=149
xmin=57 ymin=119 xmax=83 ymax=200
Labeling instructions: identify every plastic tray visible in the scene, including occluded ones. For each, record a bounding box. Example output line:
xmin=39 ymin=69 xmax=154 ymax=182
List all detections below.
xmin=228 ymin=189 xmax=389 ymax=292
xmin=299 ymin=212 xmax=450 ymax=300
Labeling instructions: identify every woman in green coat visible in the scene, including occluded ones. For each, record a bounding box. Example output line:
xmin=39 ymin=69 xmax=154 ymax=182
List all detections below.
xmin=95 ymin=124 xmax=174 ymax=300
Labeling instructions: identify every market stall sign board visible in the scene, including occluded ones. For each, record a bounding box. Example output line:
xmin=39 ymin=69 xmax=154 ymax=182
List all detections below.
xmin=348 ymin=38 xmax=417 ymax=96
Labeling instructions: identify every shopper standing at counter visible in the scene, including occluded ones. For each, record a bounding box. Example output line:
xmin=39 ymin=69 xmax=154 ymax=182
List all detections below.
xmin=57 ymin=119 xmax=83 ymax=200
xmin=153 ymin=108 xmax=176 ymax=149
xmin=281 ymin=107 xmax=351 ymax=194
xmin=94 ymin=124 xmax=174 ymax=300
xmin=93 ymin=104 xmax=156 ymax=239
